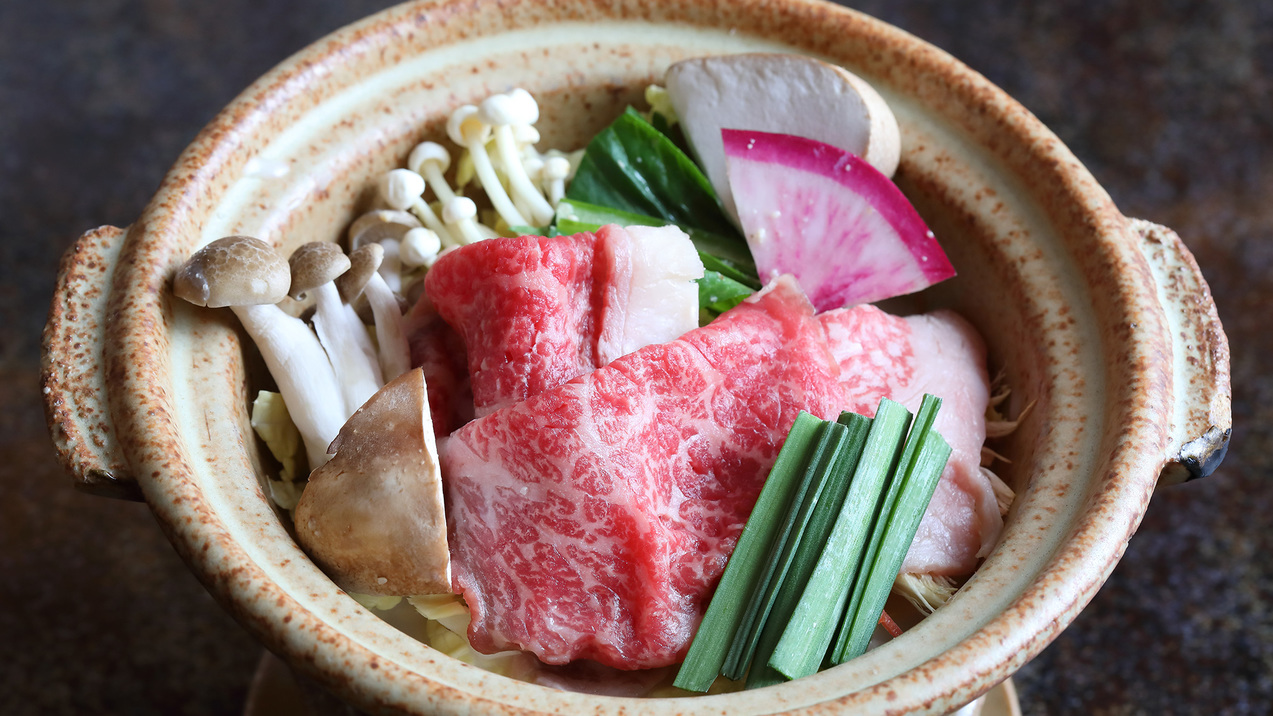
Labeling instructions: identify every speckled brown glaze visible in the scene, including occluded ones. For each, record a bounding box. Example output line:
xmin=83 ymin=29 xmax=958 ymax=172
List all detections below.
xmin=1127 ymin=219 xmax=1232 ymax=485
xmin=40 ymin=0 xmax=1231 ymax=714
xmin=40 ymin=224 xmax=140 ymax=501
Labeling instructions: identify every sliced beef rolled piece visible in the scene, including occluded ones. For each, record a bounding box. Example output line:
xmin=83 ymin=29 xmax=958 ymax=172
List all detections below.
xmin=423 ymin=224 xmax=702 ymax=418
xmin=818 ymin=304 xmax=997 ymax=577
xmin=403 ymin=294 xmax=472 ymax=438
xmin=442 ymin=277 xmax=846 ymax=670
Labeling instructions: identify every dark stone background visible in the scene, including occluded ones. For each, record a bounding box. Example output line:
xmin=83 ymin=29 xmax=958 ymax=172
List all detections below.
xmin=1 ymin=1 xmax=1267 ymax=713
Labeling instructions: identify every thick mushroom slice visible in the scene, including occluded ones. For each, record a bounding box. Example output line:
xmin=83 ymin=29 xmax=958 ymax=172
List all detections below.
xmin=665 ymin=53 xmax=901 ymax=224
xmin=294 ymin=368 xmax=449 ymax=596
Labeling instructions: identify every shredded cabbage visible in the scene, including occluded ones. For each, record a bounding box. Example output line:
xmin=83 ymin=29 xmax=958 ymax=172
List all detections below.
xmin=250 ymin=390 xmax=302 ymax=481
xmin=409 ymin=594 xmax=538 ymax=679
xmin=408 ymin=594 xmax=471 ymax=634
xmin=267 ymin=478 xmax=304 ymax=511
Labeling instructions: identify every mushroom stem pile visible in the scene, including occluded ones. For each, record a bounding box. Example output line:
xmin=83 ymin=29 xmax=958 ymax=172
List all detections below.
xmin=173 ymin=235 xmax=410 ymax=469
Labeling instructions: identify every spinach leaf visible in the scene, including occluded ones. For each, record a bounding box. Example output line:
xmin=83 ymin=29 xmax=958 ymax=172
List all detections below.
xmin=566 ymin=108 xmax=743 ymax=243
xmin=699 ymin=270 xmax=755 ymax=325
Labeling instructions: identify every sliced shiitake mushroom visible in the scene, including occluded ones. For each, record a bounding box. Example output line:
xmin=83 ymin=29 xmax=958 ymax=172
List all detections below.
xmin=293 ymin=368 xmax=448 ymax=596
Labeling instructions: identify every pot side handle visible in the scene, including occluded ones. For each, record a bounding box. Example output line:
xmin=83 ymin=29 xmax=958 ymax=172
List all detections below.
xmin=1130 ymin=219 xmax=1232 ymax=485
xmin=40 ymin=225 xmax=141 ymax=501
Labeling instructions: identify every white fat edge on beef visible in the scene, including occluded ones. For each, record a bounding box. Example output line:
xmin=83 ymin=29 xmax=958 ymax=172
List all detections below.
xmin=597 ymin=224 xmax=705 ymax=365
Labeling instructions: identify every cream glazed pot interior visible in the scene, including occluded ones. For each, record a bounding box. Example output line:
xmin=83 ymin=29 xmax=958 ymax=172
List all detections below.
xmin=41 ymin=0 xmax=1231 ymax=714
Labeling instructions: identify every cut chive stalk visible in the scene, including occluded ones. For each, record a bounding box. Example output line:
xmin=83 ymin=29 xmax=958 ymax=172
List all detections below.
xmin=722 ymin=422 xmax=848 ymax=681
xmin=831 ymin=394 xmax=950 ymax=663
xmin=829 ymin=395 xmax=940 ymax=661
xmin=673 ymin=412 xmax=825 ymax=692
xmin=768 ymin=399 xmax=912 ymax=680
xmin=745 ymin=413 xmax=872 ymax=689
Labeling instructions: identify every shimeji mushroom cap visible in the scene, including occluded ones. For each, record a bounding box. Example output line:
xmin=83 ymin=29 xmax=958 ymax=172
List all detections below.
xmin=400 ymin=228 xmax=442 ymax=266
xmin=173 ymin=235 xmax=291 ymax=308
xmin=446 ymin=104 xmax=490 ymax=146
xmin=507 ymin=88 xmax=540 ymax=124
xmin=407 ymin=142 xmax=451 ymax=175
xmin=478 ymin=92 xmax=534 ymax=127
xmin=441 ymin=196 xmax=478 ymax=225
xmin=347 ymin=209 xmax=422 ymax=250
xmin=336 ymin=242 xmax=384 ymax=303
xmin=379 ymin=169 xmax=426 ymax=211
xmin=288 ymin=242 xmax=351 ymax=300
xmin=543 ymin=156 xmax=572 ymax=181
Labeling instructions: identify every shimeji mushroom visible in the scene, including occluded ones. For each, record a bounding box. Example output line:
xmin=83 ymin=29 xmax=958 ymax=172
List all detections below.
xmin=376 ymin=238 xmax=406 ymax=293
xmin=400 ymin=227 xmax=442 ymax=267
xmin=348 ymin=209 xmax=421 ymax=250
xmin=447 ymin=104 xmax=527 ymax=228
xmin=407 ymin=142 xmax=458 ymax=203
xmin=348 ymin=209 xmax=423 ymax=293
xmin=540 ymin=154 xmax=572 ymax=206
xmin=336 ymin=242 xmax=411 ymax=382
xmin=288 ymin=242 xmax=383 ymax=415
xmin=172 ymin=235 xmax=344 ymax=469
xmin=378 ymin=168 xmax=426 ymax=212
xmin=442 ymin=196 xmax=492 ymax=245
xmin=407 ymin=141 xmax=487 ymax=245
xmin=511 ymin=125 xmax=547 ymax=219
xmin=478 ymin=89 xmax=554 ymax=226
xmin=294 ymin=367 xmax=449 ymax=596
xmin=534 ymin=148 xmax=583 ymax=209
xmin=379 ymin=167 xmax=458 ymax=248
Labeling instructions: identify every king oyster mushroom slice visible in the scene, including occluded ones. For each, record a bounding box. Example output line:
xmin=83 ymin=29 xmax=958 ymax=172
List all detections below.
xmin=289 ymin=241 xmax=383 ymax=415
xmin=336 ymin=243 xmax=411 ymax=382
xmin=294 ymin=367 xmax=449 ymax=596
xmin=665 ymin=52 xmax=901 ymax=224
xmin=171 ymin=235 xmax=345 ymax=470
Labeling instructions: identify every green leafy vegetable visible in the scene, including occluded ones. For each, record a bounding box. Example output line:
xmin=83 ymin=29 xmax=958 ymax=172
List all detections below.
xmin=566 ymin=108 xmax=741 ymax=240
xmin=722 ymin=423 xmax=845 ymax=680
xmin=698 ymin=252 xmax=760 ymax=291
xmin=745 ymin=413 xmax=871 ymax=689
xmin=698 ymin=271 xmax=755 ymax=324
xmin=506 ymin=224 xmax=558 ymax=238
xmin=830 ymin=395 xmax=949 ymax=663
xmin=768 ymin=399 xmax=912 ymax=680
xmin=673 ymin=412 xmax=824 ymax=692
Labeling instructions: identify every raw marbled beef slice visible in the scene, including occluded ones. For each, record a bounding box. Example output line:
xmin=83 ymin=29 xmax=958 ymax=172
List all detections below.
xmin=424 ymin=225 xmax=702 ymax=418
xmin=818 ymin=304 xmax=996 ymax=575
xmin=443 ymin=277 xmax=845 ymax=670
xmin=404 ymin=293 xmax=472 ymax=437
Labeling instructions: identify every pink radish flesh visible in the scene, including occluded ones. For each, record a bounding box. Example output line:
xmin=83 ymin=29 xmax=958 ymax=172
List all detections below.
xmin=723 ymin=129 xmax=954 ymax=311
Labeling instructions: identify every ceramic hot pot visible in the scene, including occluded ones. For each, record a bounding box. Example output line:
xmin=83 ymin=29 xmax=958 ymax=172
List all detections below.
xmin=42 ymin=0 xmax=1230 ymax=713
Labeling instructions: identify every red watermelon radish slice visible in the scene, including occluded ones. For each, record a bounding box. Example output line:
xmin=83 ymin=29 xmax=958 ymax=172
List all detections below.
xmin=723 ymin=129 xmax=954 ymax=312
